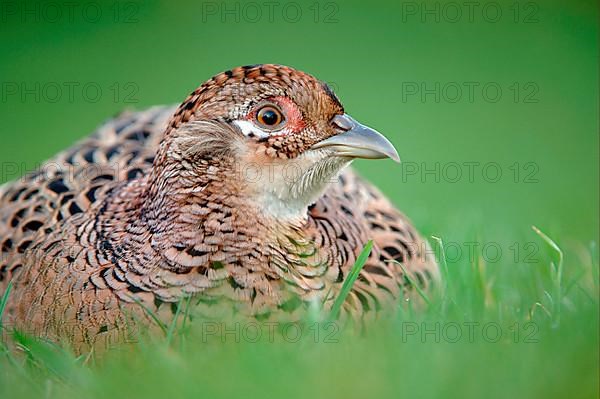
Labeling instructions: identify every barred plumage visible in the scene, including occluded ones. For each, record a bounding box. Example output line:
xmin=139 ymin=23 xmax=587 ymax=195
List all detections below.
xmin=0 ymin=65 xmax=437 ymax=351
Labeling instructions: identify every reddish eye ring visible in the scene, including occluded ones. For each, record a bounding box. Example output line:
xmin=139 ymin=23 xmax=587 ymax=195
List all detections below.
xmin=256 ymin=105 xmax=285 ymax=129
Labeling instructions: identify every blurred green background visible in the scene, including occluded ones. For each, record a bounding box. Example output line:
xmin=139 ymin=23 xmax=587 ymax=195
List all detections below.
xmin=0 ymin=0 xmax=597 ymax=247
xmin=0 ymin=1 xmax=598 ymax=398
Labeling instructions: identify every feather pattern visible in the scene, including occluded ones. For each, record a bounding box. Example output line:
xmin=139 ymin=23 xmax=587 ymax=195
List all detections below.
xmin=0 ymin=65 xmax=438 ymax=351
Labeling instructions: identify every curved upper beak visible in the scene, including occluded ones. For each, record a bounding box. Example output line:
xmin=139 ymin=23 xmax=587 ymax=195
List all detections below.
xmin=310 ymin=114 xmax=400 ymax=163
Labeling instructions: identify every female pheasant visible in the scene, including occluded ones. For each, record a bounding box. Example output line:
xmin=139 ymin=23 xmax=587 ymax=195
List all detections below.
xmin=0 ymin=65 xmax=437 ymax=350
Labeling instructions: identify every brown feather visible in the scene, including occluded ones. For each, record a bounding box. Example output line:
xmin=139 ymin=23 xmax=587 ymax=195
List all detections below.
xmin=0 ymin=65 xmax=438 ymax=351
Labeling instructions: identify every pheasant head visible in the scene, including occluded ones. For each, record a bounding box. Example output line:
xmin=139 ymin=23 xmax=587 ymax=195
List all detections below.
xmin=146 ymin=64 xmax=399 ymax=223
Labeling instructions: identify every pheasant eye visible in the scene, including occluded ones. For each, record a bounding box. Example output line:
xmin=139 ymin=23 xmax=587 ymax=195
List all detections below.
xmin=256 ymin=106 xmax=284 ymax=129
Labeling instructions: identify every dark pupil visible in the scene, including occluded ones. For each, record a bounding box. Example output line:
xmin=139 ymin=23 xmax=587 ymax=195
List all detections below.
xmin=261 ymin=110 xmax=278 ymax=125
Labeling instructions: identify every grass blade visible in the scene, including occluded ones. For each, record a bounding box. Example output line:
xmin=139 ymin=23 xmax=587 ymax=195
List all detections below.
xmin=0 ymin=281 xmax=13 ymax=330
xmin=393 ymin=260 xmax=431 ymax=306
xmin=166 ymin=296 xmax=187 ymax=347
xmin=329 ymin=240 xmax=373 ymax=321
xmin=128 ymin=295 xmax=168 ymax=336
xmin=532 ymin=225 xmax=563 ymax=326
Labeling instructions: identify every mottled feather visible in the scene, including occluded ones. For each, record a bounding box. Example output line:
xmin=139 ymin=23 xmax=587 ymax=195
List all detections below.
xmin=0 ymin=65 xmax=437 ymax=351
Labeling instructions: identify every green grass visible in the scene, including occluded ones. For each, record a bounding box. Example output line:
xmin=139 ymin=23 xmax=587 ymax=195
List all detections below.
xmin=1 ymin=229 xmax=598 ymax=399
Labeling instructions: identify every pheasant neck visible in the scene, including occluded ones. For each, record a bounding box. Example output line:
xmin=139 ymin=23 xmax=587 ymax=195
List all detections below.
xmin=95 ymin=158 xmax=309 ymax=274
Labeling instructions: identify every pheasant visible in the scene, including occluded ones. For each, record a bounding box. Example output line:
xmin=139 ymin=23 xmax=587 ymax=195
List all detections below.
xmin=0 ymin=64 xmax=437 ymax=351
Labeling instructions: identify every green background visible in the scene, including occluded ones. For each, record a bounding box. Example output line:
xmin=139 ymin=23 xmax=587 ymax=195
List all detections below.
xmin=0 ymin=0 xmax=597 ymax=245
xmin=0 ymin=1 xmax=598 ymax=398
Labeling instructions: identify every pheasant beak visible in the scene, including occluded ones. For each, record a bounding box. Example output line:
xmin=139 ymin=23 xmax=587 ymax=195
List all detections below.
xmin=310 ymin=114 xmax=400 ymax=162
